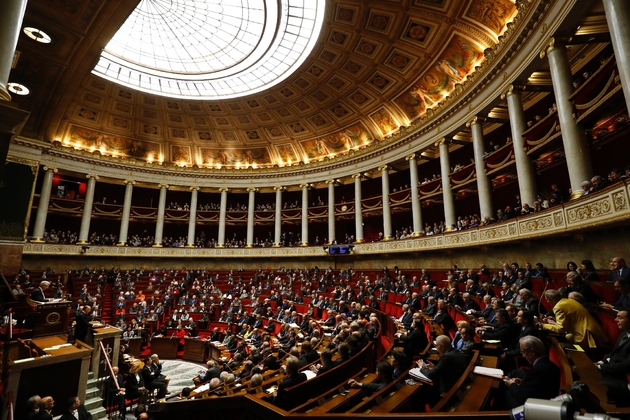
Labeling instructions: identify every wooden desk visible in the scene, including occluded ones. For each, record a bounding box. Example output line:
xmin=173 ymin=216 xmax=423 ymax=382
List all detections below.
xmin=456 ymin=355 xmax=501 ymax=411
xmin=123 ymin=337 xmax=143 ymax=358
xmin=184 ymin=338 xmax=208 ymax=362
xmin=568 ymin=350 xmax=620 ymax=413
xmin=91 ymin=326 xmax=121 ymax=378
xmin=151 ymin=336 xmax=179 ymax=359
xmin=208 ymin=341 xmax=224 ymax=361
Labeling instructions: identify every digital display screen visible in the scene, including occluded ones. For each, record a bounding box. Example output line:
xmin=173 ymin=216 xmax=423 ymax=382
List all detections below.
xmin=329 ymin=245 xmax=350 ymax=255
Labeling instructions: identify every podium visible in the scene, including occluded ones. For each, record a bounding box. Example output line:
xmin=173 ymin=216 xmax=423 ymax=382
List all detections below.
xmin=184 ymin=338 xmax=208 ymax=362
xmin=90 ymin=325 xmax=122 ymax=379
xmin=29 ymin=299 xmax=72 ymax=338
xmin=151 ymin=336 xmax=179 ymax=359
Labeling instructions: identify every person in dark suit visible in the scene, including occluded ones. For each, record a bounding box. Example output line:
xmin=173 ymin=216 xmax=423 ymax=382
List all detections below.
xmin=399 ymin=319 xmax=429 ymax=361
xmin=422 ymin=296 xmax=437 ymax=316
xmin=501 ymin=336 xmax=560 ymax=409
xmin=458 ymin=292 xmax=480 ymax=312
xmin=74 ymin=306 xmax=92 ymax=342
xmin=103 ymin=366 xmax=126 ymax=420
xmin=272 ymin=356 xmax=307 ymax=409
xmin=300 ymin=341 xmax=319 ymax=364
xmin=30 ymin=281 xmax=49 ymax=303
xmin=477 ymin=309 xmax=520 ymax=348
xmin=25 ymin=395 xmax=41 ymax=420
xmin=417 ymin=335 xmax=468 ymax=407
xmin=459 ymin=326 xmax=477 ymax=362
xmin=196 ymin=360 xmax=221 ymax=384
xmin=59 ymin=396 xmax=92 ymax=420
xmin=601 ymin=278 xmax=630 ymax=310
xmin=609 ymin=257 xmax=630 ymax=282
xmin=348 ymin=361 xmax=394 ymax=394
xmin=597 ymin=308 xmax=630 ymax=404
xmin=314 ymin=348 xmax=335 ymax=376
xmin=433 ymin=299 xmax=456 ymax=333
xmin=125 ymin=362 xmax=146 ymax=400
xmin=33 ymin=396 xmax=54 ymax=420
xmin=505 ymin=310 xmax=538 ymax=357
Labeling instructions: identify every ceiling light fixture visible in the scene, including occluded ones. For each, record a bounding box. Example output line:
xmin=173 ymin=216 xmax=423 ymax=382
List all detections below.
xmin=23 ymin=27 xmax=52 ymax=44
xmin=7 ymin=82 xmax=29 ymax=95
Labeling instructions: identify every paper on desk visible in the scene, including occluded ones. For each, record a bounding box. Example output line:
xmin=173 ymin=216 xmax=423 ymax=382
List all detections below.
xmin=482 ymin=339 xmax=501 ymax=344
xmin=409 ymin=368 xmax=433 ymax=383
xmin=473 ymin=366 xmax=504 ymax=379
xmin=303 ymin=370 xmax=316 ymax=380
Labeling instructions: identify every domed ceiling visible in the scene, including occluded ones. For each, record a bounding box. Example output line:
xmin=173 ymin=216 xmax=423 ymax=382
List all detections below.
xmin=13 ymin=0 xmax=518 ymax=170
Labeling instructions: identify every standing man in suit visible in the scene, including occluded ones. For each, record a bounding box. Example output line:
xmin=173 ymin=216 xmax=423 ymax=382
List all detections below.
xmin=417 ymin=335 xmax=468 ymax=407
xmin=59 ymin=396 xmax=92 ymax=420
xmin=609 ymin=257 xmax=630 ymax=282
xmin=501 ymin=336 xmax=560 ymax=409
xmin=596 ymin=308 xmax=630 ymax=404
xmin=542 ymin=289 xmax=608 ymax=348
xmin=272 ymin=356 xmax=307 ymax=409
xmin=75 ymin=306 xmax=92 ymax=342
xmin=30 ymin=281 xmax=49 ymax=303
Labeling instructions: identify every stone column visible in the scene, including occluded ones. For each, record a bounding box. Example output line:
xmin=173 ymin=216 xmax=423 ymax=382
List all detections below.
xmin=502 ymin=85 xmax=538 ymax=206
xmin=31 ymin=166 xmax=57 ymax=242
xmin=186 ymin=186 xmax=199 ymax=247
xmin=437 ymin=138 xmax=456 ymax=230
xmin=326 ymin=180 xmax=336 ymax=244
xmin=379 ymin=165 xmax=392 ymax=240
xmin=246 ymin=187 xmax=257 ymax=247
xmin=406 ymin=153 xmax=423 ymax=236
xmin=468 ymin=117 xmax=494 ymax=220
xmin=542 ymin=38 xmax=593 ymax=198
xmin=77 ymin=174 xmax=98 ymax=244
xmin=153 ymin=184 xmax=168 ymax=247
xmin=217 ymin=187 xmax=229 ymax=247
xmin=273 ymin=186 xmax=283 ymax=247
xmin=300 ymin=184 xmax=309 ymax=246
xmin=0 ymin=0 xmax=28 ymax=101
xmin=602 ymin=0 xmax=630 ymax=113
xmin=117 ymin=180 xmax=134 ymax=246
xmin=352 ymin=174 xmax=364 ymax=243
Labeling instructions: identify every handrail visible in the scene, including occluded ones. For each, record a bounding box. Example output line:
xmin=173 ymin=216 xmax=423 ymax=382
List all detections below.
xmin=99 ymin=340 xmax=119 ymax=390
xmin=7 ymin=390 xmax=14 ymax=420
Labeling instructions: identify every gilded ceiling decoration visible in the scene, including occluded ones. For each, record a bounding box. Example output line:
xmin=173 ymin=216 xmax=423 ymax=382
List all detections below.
xmin=14 ymin=0 xmax=518 ymax=170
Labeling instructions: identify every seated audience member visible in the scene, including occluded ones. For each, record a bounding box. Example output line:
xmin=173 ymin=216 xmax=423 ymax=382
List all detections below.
xmin=596 ymin=308 xmax=630 ymax=405
xmin=25 ymin=395 xmax=41 ymax=420
xmin=470 ymin=295 xmax=493 ymax=320
xmin=390 ymin=350 xmax=409 ymax=378
xmin=335 ymin=342 xmax=350 ymax=365
xmin=499 ymin=336 xmax=560 ymax=409
xmin=313 ymin=348 xmax=335 ymax=376
xmin=458 ymin=326 xmax=476 ymax=362
xmin=433 ymin=299 xmax=456 ymax=332
xmin=601 ymin=278 xmax=630 ymax=310
xmin=457 ymin=292 xmax=480 ymax=312
xmin=103 ymin=367 xmax=125 ymax=419
xmin=541 ymin=289 xmax=608 ymax=348
xmin=195 ymin=360 xmax=221 ymax=384
xmin=415 ymin=335 xmax=468 ymax=408
xmin=422 ymin=296 xmax=437 ymax=316
xmin=272 ymin=356 xmax=307 ymax=409
xmin=36 ymin=396 xmax=55 ymax=420
xmin=609 ymin=257 xmax=630 ymax=282
xmin=250 ymin=373 xmax=263 ymax=388
xmin=59 ymin=396 xmax=92 ymax=420
xmin=125 ymin=362 xmax=146 ymax=400
xmin=142 ymin=357 xmax=166 ymax=398
xmin=580 ymin=259 xmax=600 ymax=282
xmin=532 ymin=262 xmax=549 ymax=279
xmin=399 ymin=319 xmax=429 ymax=362
xmin=348 ymin=361 xmax=394 ymax=395
xmin=566 ymin=271 xmax=599 ymax=304
xmin=476 ymin=309 xmax=520 ymax=348
xmin=516 ymin=288 xmax=543 ymax=314
xmin=451 ymin=320 xmax=469 ymax=350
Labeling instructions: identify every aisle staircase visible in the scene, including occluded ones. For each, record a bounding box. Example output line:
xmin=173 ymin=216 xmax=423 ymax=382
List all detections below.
xmin=53 ymin=372 xmax=107 ymax=420
xmin=101 ymin=283 xmax=113 ymax=325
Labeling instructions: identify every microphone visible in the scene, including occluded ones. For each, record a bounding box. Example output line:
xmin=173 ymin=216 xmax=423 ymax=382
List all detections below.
xmin=170 ymin=332 xmax=175 ymax=340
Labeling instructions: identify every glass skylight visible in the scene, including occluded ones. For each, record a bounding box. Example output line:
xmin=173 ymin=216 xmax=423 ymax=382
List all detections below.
xmin=92 ymin=0 xmax=325 ymax=99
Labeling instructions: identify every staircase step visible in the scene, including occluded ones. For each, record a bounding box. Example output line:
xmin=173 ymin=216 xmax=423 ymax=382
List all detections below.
xmin=86 ymin=387 xmax=102 ymax=399
xmin=90 ymin=406 xmax=108 ymax=420
xmin=84 ymin=396 xmax=104 ymax=412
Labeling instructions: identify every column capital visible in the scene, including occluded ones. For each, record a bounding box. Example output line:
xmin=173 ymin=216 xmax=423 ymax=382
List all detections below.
xmin=325 ymin=179 xmax=336 ymax=185
xmin=86 ymin=174 xmax=99 ymax=181
xmin=124 ymin=179 xmax=136 ymax=185
xmin=246 ymin=187 xmax=258 ymax=193
xmin=43 ymin=166 xmax=58 ymax=173
xmin=219 ymin=187 xmax=229 ymax=193
xmin=405 ymin=153 xmax=417 ymax=162
xmin=434 ymin=137 xmax=450 ymax=147
xmin=500 ymin=83 xmax=525 ymax=99
xmin=466 ymin=116 xmax=486 ymax=127
xmin=299 ymin=183 xmax=311 ymax=189
xmin=540 ymin=37 xmax=568 ymax=59
xmin=158 ymin=184 xmax=169 ymax=190
xmin=351 ymin=173 xmax=362 ymax=179
xmin=378 ymin=165 xmax=390 ymax=172
xmin=190 ymin=186 xmax=200 ymax=191
xmin=273 ymin=186 xmax=285 ymax=191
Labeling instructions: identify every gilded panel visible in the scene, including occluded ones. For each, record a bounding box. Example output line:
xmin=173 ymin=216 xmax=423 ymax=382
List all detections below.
xmin=566 ymin=198 xmax=613 ymax=224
